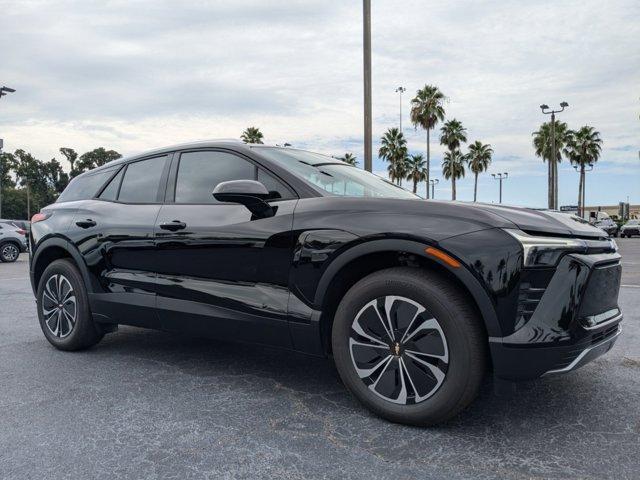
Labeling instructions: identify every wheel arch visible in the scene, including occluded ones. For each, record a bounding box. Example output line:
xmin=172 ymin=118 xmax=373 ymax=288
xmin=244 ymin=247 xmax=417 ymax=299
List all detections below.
xmin=31 ymin=237 xmax=92 ymax=295
xmin=314 ymin=238 xmax=501 ymax=353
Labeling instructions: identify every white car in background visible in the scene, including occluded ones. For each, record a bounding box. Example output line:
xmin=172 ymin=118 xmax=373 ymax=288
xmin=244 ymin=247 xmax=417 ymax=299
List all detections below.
xmin=620 ymin=219 xmax=640 ymax=238
xmin=0 ymin=221 xmax=29 ymax=262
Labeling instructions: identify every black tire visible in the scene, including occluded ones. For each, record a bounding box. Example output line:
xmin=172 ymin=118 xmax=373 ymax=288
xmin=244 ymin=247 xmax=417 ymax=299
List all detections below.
xmin=332 ymin=267 xmax=487 ymax=426
xmin=37 ymin=259 xmax=104 ymax=351
xmin=0 ymin=242 xmax=21 ymax=263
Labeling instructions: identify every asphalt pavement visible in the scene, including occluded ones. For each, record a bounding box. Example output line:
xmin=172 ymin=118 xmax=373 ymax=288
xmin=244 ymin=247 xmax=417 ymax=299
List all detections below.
xmin=0 ymin=239 xmax=639 ymax=479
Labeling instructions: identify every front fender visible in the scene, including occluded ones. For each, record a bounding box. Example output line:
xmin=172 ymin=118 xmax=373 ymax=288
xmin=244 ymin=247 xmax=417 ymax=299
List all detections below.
xmin=308 ymin=235 xmax=503 ymax=337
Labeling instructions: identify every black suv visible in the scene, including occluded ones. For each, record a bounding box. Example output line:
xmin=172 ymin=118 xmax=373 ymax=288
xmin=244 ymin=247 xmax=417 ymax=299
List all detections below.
xmin=29 ymin=141 xmax=623 ymax=426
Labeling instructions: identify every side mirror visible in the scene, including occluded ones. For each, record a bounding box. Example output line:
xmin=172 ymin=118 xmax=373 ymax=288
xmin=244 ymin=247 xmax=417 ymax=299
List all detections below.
xmin=212 ymin=180 xmax=275 ymax=218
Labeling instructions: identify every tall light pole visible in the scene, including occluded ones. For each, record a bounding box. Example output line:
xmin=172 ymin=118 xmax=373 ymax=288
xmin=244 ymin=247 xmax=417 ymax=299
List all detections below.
xmin=0 ymin=86 xmax=16 ymax=219
xmin=395 ymin=86 xmax=406 ymax=132
xmin=573 ymin=161 xmax=593 ymax=218
xmin=429 ymin=178 xmax=439 ymax=199
xmin=492 ymin=172 xmax=508 ymax=204
xmin=540 ymin=101 xmax=568 ymax=210
xmin=363 ymin=0 xmax=372 ymax=172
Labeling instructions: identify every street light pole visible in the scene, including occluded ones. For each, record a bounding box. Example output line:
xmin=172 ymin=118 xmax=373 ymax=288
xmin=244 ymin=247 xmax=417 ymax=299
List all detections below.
xmin=573 ymin=162 xmax=594 ymax=218
xmin=0 ymin=86 xmax=17 ymax=219
xmin=540 ymin=101 xmax=568 ymax=210
xmin=429 ymin=178 xmax=439 ymax=199
xmin=363 ymin=0 xmax=372 ymax=172
xmin=395 ymin=86 xmax=406 ymax=132
xmin=492 ymin=172 xmax=508 ymax=204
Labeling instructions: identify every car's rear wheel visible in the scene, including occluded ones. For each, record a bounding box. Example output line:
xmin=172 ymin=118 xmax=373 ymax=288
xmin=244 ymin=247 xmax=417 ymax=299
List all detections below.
xmin=37 ymin=259 xmax=104 ymax=350
xmin=0 ymin=242 xmax=20 ymax=262
xmin=332 ymin=267 xmax=487 ymax=426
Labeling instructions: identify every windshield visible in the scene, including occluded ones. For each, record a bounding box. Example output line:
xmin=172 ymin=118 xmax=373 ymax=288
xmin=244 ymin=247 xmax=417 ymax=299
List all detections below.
xmin=253 ymin=147 xmax=418 ymax=199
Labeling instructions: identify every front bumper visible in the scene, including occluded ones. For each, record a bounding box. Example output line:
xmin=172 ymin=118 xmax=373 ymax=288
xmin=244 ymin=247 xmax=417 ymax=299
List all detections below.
xmin=490 ymin=251 xmax=623 ymax=380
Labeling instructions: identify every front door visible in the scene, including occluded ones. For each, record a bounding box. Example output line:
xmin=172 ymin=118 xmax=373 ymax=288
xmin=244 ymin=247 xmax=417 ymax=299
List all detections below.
xmin=153 ymin=149 xmax=298 ymax=347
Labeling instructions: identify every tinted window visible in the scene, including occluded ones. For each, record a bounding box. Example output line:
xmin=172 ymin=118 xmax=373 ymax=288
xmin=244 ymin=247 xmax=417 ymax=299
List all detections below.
xmin=173 ymin=151 xmax=240 ymax=203
xmin=98 ymin=167 xmax=124 ymax=201
xmin=57 ymin=167 xmax=117 ymax=203
xmin=257 ymin=169 xmax=294 ymax=200
xmin=118 ymin=156 xmax=167 ymax=203
xmin=174 ymin=151 xmax=294 ymax=203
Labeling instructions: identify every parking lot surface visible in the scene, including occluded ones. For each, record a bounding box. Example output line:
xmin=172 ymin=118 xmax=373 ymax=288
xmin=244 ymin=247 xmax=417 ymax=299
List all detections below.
xmin=1 ymin=239 xmax=639 ymax=479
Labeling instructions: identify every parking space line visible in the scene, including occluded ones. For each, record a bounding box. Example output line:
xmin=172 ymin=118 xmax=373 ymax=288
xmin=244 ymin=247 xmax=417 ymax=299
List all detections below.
xmin=621 ymin=284 xmax=640 ymax=288
xmin=0 ymin=277 xmax=29 ymax=281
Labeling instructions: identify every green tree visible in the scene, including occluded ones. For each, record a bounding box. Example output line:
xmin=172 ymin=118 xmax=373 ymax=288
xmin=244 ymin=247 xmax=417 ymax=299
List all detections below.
xmin=340 ymin=153 xmax=358 ymax=166
xmin=410 ymin=85 xmax=446 ymax=199
xmin=59 ymin=147 xmax=78 ymax=173
xmin=440 ymin=119 xmax=467 ymax=152
xmin=378 ymin=127 xmax=408 ymax=185
xmin=241 ymin=127 xmax=264 ymax=144
xmin=1 ymin=151 xmax=17 ymax=189
xmin=442 ymin=150 xmax=465 ymax=200
xmin=72 ymin=148 xmax=121 ymax=177
xmin=43 ymin=158 xmax=69 ymax=194
xmin=532 ymin=121 xmax=569 ymax=209
xmin=405 ymin=154 xmax=427 ymax=194
xmin=466 ymin=141 xmax=493 ymax=202
xmin=13 ymin=149 xmax=45 ymax=218
xmin=564 ymin=126 xmax=602 ymax=217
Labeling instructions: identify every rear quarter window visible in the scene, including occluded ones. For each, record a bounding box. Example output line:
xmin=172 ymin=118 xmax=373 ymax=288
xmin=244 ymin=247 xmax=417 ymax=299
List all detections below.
xmin=57 ymin=167 xmax=117 ymax=203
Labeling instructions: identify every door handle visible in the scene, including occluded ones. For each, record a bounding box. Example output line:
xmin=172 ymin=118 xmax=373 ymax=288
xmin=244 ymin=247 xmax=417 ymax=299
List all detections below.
xmin=75 ymin=219 xmax=97 ymax=229
xmin=159 ymin=220 xmax=187 ymax=231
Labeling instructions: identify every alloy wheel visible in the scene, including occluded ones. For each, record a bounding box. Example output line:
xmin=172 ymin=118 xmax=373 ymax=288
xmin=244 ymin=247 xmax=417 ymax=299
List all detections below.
xmin=42 ymin=274 xmax=77 ymax=338
xmin=349 ymin=295 xmax=449 ymax=405
xmin=1 ymin=244 xmax=19 ymax=262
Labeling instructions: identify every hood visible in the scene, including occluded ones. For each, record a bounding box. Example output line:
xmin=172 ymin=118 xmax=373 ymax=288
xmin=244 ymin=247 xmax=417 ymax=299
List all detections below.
xmin=467 ymin=203 xmax=607 ymax=238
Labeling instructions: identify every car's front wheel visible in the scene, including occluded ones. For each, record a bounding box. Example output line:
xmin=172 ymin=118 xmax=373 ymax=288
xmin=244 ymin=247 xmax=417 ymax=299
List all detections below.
xmin=332 ymin=267 xmax=487 ymax=426
xmin=0 ymin=242 xmax=20 ymax=262
xmin=37 ymin=259 xmax=104 ymax=351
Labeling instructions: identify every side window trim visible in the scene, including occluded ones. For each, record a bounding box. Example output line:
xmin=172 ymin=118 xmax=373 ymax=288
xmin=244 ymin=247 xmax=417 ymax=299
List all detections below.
xmin=166 ymin=148 xmax=298 ymax=205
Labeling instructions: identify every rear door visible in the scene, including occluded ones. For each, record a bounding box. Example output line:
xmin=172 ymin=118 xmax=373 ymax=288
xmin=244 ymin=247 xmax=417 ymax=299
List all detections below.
xmin=69 ymin=155 xmax=170 ymax=327
xmin=153 ymin=149 xmax=298 ymax=347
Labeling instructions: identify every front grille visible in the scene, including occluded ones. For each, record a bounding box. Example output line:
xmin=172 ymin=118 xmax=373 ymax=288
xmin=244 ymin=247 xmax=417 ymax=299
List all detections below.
xmin=578 ymin=263 xmax=621 ymax=318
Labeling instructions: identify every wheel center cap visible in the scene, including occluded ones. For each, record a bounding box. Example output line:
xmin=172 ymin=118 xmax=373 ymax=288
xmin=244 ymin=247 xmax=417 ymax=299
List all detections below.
xmin=391 ymin=342 xmax=402 ymax=357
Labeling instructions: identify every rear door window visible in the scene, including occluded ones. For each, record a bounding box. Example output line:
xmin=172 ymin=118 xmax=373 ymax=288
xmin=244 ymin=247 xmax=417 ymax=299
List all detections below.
xmin=118 ymin=156 xmax=167 ymax=203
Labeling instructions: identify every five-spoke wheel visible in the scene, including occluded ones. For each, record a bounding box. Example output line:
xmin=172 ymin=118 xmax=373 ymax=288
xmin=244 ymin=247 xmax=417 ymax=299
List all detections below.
xmin=37 ymin=259 xmax=104 ymax=350
xmin=0 ymin=243 xmax=20 ymax=263
xmin=349 ymin=296 xmax=448 ymax=405
xmin=42 ymin=274 xmax=77 ymax=338
xmin=332 ymin=267 xmax=487 ymax=426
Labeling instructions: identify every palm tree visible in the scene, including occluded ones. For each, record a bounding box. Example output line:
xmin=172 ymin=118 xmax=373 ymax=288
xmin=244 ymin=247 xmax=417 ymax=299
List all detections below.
xmin=410 ymin=85 xmax=446 ymax=199
xmin=378 ymin=127 xmax=408 ymax=185
xmin=340 ymin=153 xmax=358 ymax=166
xmin=466 ymin=141 xmax=493 ymax=202
xmin=440 ymin=119 xmax=467 ymax=152
xmin=241 ymin=127 xmax=264 ymax=144
xmin=405 ymin=154 xmax=428 ymax=194
xmin=442 ymin=150 xmax=465 ymax=200
xmin=532 ymin=121 xmax=569 ymax=208
xmin=564 ymin=126 xmax=602 ymax=217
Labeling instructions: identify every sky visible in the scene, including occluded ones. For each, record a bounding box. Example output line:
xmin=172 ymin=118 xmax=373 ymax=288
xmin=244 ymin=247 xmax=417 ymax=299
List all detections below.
xmin=0 ymin=0 xmax=638 ymax=207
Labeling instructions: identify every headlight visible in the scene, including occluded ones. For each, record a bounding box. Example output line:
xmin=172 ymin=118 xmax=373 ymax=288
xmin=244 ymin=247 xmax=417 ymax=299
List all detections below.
xmin=504 ymin=229 xmax=588 ymax=267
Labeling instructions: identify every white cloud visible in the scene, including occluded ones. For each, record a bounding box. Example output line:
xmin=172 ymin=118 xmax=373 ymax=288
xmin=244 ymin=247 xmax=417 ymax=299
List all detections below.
xmin=0 ymin=0 xmax=638 ymax=206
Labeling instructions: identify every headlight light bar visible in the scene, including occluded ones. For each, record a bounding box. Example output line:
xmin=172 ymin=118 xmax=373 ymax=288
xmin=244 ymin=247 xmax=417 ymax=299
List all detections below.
xmin=504 ymin=229 xmax=588 ymax=267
